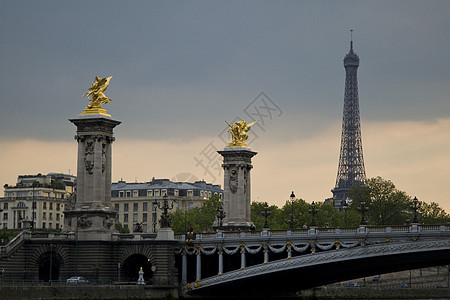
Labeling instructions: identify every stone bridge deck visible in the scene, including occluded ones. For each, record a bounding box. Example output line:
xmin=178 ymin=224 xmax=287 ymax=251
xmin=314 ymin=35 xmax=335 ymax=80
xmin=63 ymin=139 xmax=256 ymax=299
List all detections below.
xmin=176 ymin=224 xmax=450 ymax=295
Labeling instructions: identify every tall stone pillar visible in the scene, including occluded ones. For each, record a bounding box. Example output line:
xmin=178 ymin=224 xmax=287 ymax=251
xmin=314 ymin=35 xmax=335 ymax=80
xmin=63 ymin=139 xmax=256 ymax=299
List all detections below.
xmin=218 ymin=147 xmax=256 ymax=231
xmin=64 ymin=115 xmax=120 ymax=240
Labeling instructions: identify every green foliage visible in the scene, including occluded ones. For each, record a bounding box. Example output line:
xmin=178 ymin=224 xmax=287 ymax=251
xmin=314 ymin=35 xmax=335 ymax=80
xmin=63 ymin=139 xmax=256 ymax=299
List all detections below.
xmin=0 ymin=230 xmax=20 ymax=245
xmin=115 ymin=222 xmax=130 ymax=233
xmin=349 ymin=176 xmax=414 ymax=225
xmin=419 ymin=202 xmax=450 ymax=224
xmin=170 ymin=195 xmax=221 ymax=233
xmin=168 ymin=177 xmax=450 ymax=232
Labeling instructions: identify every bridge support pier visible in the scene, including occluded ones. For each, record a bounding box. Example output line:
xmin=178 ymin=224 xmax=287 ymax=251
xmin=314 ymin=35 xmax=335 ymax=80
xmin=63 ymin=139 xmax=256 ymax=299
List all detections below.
xmin=264 ymin=245 xmax=269 ymax=263
xmin=240 ymin=247 xmax=246 ymax=269
xmin=196 ymin=249 xmax=201 ymax=281
xmin=218 ymin=250 xmax=223 ymax=275
xmin=182 ymin=249 xmax=187 ymax=284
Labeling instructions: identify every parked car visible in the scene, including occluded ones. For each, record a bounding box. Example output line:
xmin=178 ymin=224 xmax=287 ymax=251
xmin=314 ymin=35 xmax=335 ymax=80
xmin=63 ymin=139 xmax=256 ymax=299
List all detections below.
xmin=67 ymin=276 xmax=89 ymax=284
xmin=437 ymin=282 xmax=447 ymax=288
xmin=399 ymin=282 xmax=408 ymax=288
xmin=372 ymin=276 xmax=382 ymax=282
xmin=347 ymin=281 xmax=359 ymax=287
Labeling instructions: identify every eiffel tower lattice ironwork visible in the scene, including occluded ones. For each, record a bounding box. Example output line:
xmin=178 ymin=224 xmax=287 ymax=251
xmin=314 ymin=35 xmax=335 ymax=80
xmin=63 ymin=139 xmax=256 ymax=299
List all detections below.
xmin=331 ymin=38 xmax=367 ymax=204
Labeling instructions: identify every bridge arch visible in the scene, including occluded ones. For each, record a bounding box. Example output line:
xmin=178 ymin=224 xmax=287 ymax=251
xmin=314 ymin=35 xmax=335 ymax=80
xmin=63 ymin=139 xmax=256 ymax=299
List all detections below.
xmin=118 ymin=244 xmax=155 ymax=282
xmin=32 ymin=244 xmax=67 ymax=282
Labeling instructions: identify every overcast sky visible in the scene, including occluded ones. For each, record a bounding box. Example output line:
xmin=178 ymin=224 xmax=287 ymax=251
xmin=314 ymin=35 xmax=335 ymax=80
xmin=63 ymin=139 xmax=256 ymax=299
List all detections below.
xmin=1 ymin=1 xmax=450 ymax=212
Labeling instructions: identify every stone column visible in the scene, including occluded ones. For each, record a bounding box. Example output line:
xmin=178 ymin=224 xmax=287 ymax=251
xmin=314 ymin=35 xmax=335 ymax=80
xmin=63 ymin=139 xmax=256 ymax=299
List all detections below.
xmin=218 ymin=248 xmax=223 ymax=275
xmin=63 ymin=115 xmax=120 ymax=240
xmin=218 ymin=147 xmax=257 ymax=231
xmin=181 ymin=247 xmax=187 ymax=284
xmin=196 ymin=247 xmax=201 ymax=281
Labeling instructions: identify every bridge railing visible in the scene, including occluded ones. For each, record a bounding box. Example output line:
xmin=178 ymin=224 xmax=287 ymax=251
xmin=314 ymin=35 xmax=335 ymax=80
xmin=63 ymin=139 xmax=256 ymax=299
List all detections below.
xmin=177 ymin=224 xmax=450 ymax=243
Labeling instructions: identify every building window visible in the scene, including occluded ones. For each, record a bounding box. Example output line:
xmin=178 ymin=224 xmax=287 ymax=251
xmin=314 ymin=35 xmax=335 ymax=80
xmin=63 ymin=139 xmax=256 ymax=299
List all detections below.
xmin=3 ymin=223 xmax=7 ymax=229
xmin=56 ymin=204 xmax=60 ymax=211
xmin=187 ymin=190 xmax=193 ymax=197
xmin=3 ymin=213 xmax=7 ymax=220
xmin=32 ymin=212 xmax=36 ymax=220
xmin=56 ymin=223 xmax=59 ymax=229
xmin=133 ymin=213 xmax=138 ymax=223
xmin=43 ymin=202 xmax=47 ymax=209
xmin=124 ymin=214 xmax=128 ymax=223
xmin=174 ymin=190 xmax=179 ymax=197
xmin=49 ymin=212 xmax=53 ymax=220
xmin=42 ymin=222 xmax=46 ymax=229
xmin=32 ymin=202 xmax=37 ymax=209
xmin=3 ymin=203 xmax=8 ymax=210
xmin=124 ymin=203 xmax=129 ymax=212
xmin=43 ymin=212 xmax=47 ymax=220
xmin=50 ymin=202 xmax=53 ymax=210
xmin=143 ymin=213 xmax=147 ymax=222
xmin=154 ymin=190 xmax=160 ymax=197
xmin=143 ymin=202 xmax=148 ymax=211
xmin=115 ymin=214 xmax=119 ymax=222
xmin=126 ymin=191 xmax=131 ymax=197
xmin=114 ymin=204 xmax=119 ymax=211
xmin=133 ymin=190 xmax=139 ymax=197
xmin=56 ymin=213 xmax=60 ymax=221
xmin=133 ymin=203 xmax=138 ymax=212
xmin=124 ymin=224 xmax=128 ymax=229
xmin=143 ymin=224 xmax=147 ymax=233
xmin=49 ymin=223 xmax=52 ymax=229
xmin=17 ymin=202 xmax=26 ymax=208
xmin=119 ymin=191 xmax=124 ymax=197
xmin=161 ymin=189 xmax=167 ymax=196
xmin=188 ymin=202 xmax=194 ymax=210
xmin=147 ymin=190 xmax=153 ymax=197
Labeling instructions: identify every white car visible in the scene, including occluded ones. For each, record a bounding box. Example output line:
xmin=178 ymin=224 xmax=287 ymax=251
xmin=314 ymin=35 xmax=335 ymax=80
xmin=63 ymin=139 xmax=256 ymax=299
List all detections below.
xmin=67 ymin=276 xmax=89 ymax=284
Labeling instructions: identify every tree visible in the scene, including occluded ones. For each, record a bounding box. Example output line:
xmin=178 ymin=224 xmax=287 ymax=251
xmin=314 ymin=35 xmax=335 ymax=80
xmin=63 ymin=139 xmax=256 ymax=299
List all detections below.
xmin=169 ymin=195 xmax=222 ymax=233
xmin=115 ymin=222 xmax=130 ymax=233
xmin=419 ymin=202 xmax=450 ymax=224
xmin=348 ymin=177 xmax=411 ymax=225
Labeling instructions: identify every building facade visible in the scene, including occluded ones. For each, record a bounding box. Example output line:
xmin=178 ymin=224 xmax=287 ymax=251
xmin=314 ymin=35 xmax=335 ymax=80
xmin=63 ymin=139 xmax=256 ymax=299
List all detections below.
xmin=1 ymin=173 xmax=76 ymax=230
xmin=111 ymin=178 xmax=223 ymax=233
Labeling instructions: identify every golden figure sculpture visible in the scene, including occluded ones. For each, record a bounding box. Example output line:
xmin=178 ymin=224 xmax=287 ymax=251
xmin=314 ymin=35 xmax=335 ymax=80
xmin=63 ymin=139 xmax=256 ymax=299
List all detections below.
xmin=80 ymin=76 xmax=113 ymax=116
xmin=225 ymin=120 xmax=258 ymax=148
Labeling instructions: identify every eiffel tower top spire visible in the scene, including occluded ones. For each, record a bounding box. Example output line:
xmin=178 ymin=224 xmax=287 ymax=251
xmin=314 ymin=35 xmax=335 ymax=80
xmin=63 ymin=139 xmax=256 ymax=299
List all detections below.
xmin=331 ymin=33 xmax=367 ymax=206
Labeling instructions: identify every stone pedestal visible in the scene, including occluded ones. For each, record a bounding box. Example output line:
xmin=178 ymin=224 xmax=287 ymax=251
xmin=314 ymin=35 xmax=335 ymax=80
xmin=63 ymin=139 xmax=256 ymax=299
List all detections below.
xmin=64 ymin=115 xmax=120 ymax=240
xmin=218 ymin=147 xmax=257 ymax=231
xmin=156 ymin=227 xmax=175 ymax=240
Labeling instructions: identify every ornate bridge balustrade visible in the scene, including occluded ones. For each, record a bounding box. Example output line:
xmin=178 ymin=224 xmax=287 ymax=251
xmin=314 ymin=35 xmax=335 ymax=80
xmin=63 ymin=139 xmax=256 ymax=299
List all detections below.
xmin=176 ymin=224 xmax=450 ymax=295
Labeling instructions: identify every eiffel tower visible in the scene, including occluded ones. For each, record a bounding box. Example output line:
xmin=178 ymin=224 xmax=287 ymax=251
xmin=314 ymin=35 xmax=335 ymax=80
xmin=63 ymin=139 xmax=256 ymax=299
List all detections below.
xmin=331 ymin=36 xmax=367 ymax=207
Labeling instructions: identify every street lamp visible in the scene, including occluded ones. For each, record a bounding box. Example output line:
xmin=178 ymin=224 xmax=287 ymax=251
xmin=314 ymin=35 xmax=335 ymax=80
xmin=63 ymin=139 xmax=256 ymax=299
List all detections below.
xmin=343 ymin=199 xmax=349 ymax=226
xmin=261 ymin=202 xmax=271 ymax=229
xmin=216 ymin=205 xmax=226 ymax=230
xmin=411 ymin=196 xmax=421 ymax=223
xmin=152 ymin=199 xmax=158 ymax=233
xmin=358 ymin=201 xmax=369 ymax=225
xmin=309 ymin=201 xmax=318 ymax=227
xmin=286 ymin=191 xmax=297 ymax=231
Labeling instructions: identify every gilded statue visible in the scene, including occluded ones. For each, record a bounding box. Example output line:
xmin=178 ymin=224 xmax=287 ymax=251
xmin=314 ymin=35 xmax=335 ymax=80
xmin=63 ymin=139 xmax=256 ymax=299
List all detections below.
xmin=80 ymin=76 xmax=113 ymax=116
xmin=225 ymin=120 xmax=258 ymax=148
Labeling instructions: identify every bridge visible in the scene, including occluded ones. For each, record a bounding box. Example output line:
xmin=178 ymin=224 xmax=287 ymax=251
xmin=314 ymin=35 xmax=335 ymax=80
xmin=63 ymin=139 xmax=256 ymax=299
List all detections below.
xmin=177 ymin=224 xmax=450 ymax=296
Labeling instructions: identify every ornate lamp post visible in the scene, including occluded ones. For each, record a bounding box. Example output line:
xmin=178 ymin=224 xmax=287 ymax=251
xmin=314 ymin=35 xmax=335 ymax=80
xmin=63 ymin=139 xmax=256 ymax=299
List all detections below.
xmin=358 ymin=201 xmax=369 ymax=225
xmin=216 ymin=205 xmax=226 ymax=230
xmin=309 ymin=201 xmax=318 ymax=227
xmin=261 ymin=202 xmax=271 ymax=229
xmin=286 ymin=191 xmax=297 ymax=230
xmin=152 ymin=199 xmax=158 ymax=233
xmin=155 ymin=194 xmax=175 ymax=228
xmin=411 ymin=196 xmax=421 ymax=223
xmin=343 ymin=198 xmax=349 ymax=226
